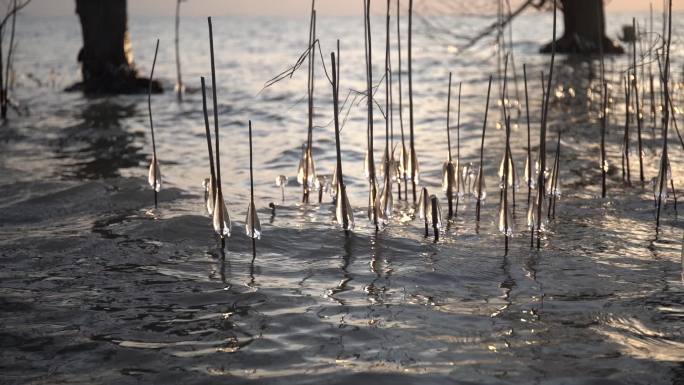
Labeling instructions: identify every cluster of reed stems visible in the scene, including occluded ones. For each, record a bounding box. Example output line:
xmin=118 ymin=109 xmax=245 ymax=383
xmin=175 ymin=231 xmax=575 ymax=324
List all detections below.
xmin=143 ymin=0 xmax=682 ymax=255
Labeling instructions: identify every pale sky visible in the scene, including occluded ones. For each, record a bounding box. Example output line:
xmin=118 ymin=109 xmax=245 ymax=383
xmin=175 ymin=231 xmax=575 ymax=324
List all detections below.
xmin=23 ymin=0 xmax=684 ymax=17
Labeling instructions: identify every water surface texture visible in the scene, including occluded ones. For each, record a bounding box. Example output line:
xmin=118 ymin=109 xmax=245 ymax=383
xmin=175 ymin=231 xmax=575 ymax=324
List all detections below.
xmin=1 ymin=11 xmax=684 ymax=385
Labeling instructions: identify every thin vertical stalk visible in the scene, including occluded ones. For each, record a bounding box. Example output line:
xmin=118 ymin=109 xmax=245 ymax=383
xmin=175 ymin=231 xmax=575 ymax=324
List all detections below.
xmin=208 ymin=17 xmax=224 ymax=246
xmin=503 ymin=116 xmax=511 ymax=254
xmin=596 ymin=0 xmax=606 ymax=199
xmin=547 ymin=132 xmax=560 ymax=220
xmin=504 ymin=0 xmax=521 ymax=125
xmin=476 ymin=75 xmax=493 ymax=222
xmin=148 ymin=39 xmax=160 ymax=208
xmin=536 ymin=0 xmax=556 ymax=249
xmin=523 ymin=64 xmax=532 ymax=206
xmin=365 ymin=0 xmax=378 ymax=229
xmin=650 ymin=2 xmax=657 ymax=138
xmin=408 ymin=0 xmax=417 ymax=203
xmin=331 ymin=45 xmax=349 ymax=233
xmin=397 ymin=0 xmax=408 ymax=200
xmin=656 ymin=0 xmax=673 ymax=229
xmin=201 ymin=77 xmax=217 ymax=207
xmin=456 ymin=81 xmax=462 ymax=217
xmin=249 ymin=120 xmax=256 ymax=258
xmin=446 ymin=73 xmax=453 ymax=218
xmin=303 ymin=2 xmax=316 ymax=203
xmin=385 ymin=0 xmax=391 ymax=167
xmin=600 ymin=80 xmax=607 ymax=198
xmin=623 ymin=76 xmax=631 ymax=186
xmin=632 ymin=18 xmax=645 ymax=186
xmin=431 ymin=195 xmax=439 ymax=241
xmin=447 ymin=73 xmax=452 ymax=162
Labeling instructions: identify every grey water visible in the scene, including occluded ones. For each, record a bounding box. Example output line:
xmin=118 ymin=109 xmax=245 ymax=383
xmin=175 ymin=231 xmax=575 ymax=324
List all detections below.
xmin=1 ymin=11 xmax=684 ymax=385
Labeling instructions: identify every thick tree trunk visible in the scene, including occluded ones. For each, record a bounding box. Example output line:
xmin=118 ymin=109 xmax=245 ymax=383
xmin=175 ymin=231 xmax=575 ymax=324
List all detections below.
xmin=68 ymin=0 xmax=162 ymax=94
xmin=541 ymin=0 xmax=623 ymax=54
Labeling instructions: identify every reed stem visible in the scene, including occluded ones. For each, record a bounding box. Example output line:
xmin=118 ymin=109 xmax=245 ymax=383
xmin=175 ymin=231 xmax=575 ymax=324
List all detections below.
xmin=456 ymin=81 xmax=462 ymax=217
xmin=503 ymin=116 xmax=511 ymax=255
xmin=408 ymin=0 xmax=417 ymax=203
xmin=632 ymin=18 xmax=645 ymax=186
xmin=364 ymin=0 xmax=378 ymax=229
xmin=431 ymin=195 xmax=439 ymax=241
xmin=148 ymin=39 xmax=159 ymax=209
xmin=201 ymin=77 xmax=217 ymax=207
xmin=656 ymin=0 xmax=673 ymax=229
xmin=623 ymin=76 xmax=631 ymax=186
xmin=385 ymin=0 xmax=391 ymax=174
xmin=523 ymin=64 xmax=531 ymax=207
xmin=476 ymin=75 xmax=493 ymax=222
xmin=303 ymin=1 xmax=316 ymax=203
xmin=208 ymin=17 xmax=224 ymax=239
xmin=446 ymin=72 xmax=453 ymax=218
xmin=536 ymin=0 xmax=556 ymax=249
xmin=249 ymin=120 xmax=256 ymax=257
xmin=396 ymin=0 xmax=408 ymax=201
xmin=331 ymin=43 xmax=348 ymax=233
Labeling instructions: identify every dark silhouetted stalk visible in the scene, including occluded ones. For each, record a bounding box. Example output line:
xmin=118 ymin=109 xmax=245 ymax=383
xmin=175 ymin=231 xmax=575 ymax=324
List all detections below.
xmin=632 ymin=18 xmax=645 ymax=186
xmin=374 ymin=0 xmax=394 ymax=227
xmin=456 ymin=81 xmax=462 ymax=217
xmin=248 ymin=120 xmax=257 ymax=258
xmin=649 ymin=3 xmax=655 ymax=138
xmin=148 ymin=39 xmax=160 ymax=209
xmin=623 ymin=76 xmax=631 ymax=186
xmin=397 ymin=0 xmax=408 ymax=201
xmin=548 ymin=131 xmax=561 ymax=220
xmin=364 ymin=0 xmax=378 ymax=229
xmin=536 ymin=0 xmax=556 ymax=249
xmin=331 ymin=42 xmax=353 ymax=234
xmin=303 ymin=1 xmax=316 ymax=203
xmin=446 ymin=72 xmax=454 ymax=218
xmin=209 ymin=17 xmax=230 ymax=248
xmin=408 ymin=0 xmax=418 ymax=203
xmin=595 ymin=0 xmax=606 ymax=200
xmin=201 ymin=77 xmax=217 ymax=214
xmin=656 ymin=0 xmax=673 ymax=230
xmin=523 ymin=64 xmax=532 ymax=206
xmin=650 ymin=69 xmax=657 ymax=138
xmin=431 ymin=195 xmax=440 ymax=241
xmin=498 ymin=55 xmax=516 ymax=213
xmin=504 ymin=0 xmax=522 ymax=126
xmin=503 ymin=116 xmax=511 ymax=254
xmin=476 ymin=75 xmax=493 ymax=222
xmin=600 ymin=80 xmax=607 ymax=198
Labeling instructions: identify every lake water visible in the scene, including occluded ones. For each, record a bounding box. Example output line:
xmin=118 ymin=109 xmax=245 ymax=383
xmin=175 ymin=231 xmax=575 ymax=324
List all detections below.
xmin=1 ymin=9 xmax=684 ymax=385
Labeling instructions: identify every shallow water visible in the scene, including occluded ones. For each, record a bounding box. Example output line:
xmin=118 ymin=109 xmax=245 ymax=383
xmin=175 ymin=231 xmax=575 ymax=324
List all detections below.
xmin=1 ymin=10 xmax=684 ymax=385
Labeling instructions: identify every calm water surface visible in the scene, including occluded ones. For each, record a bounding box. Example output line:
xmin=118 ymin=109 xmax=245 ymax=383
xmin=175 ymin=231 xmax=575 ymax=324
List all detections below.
xmin=1 ymin=11 xmax=684 ymax=385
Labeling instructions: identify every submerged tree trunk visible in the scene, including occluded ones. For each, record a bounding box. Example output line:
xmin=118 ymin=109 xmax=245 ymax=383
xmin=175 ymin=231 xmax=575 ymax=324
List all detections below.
xmin=541 ymin=0 xmax=623 ymax=54
xmin=69 ymin=0 xmax=162 ymax=94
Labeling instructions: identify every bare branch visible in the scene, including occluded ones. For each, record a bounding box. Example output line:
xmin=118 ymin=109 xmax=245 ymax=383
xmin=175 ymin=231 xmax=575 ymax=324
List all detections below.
xmin=0 ymin=0 xmax=31 ymax=29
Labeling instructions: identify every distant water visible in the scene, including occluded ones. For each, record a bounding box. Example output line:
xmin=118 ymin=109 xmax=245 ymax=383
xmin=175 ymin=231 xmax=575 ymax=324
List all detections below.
xmin=1 ymin=11 xmax=683 ymax=385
